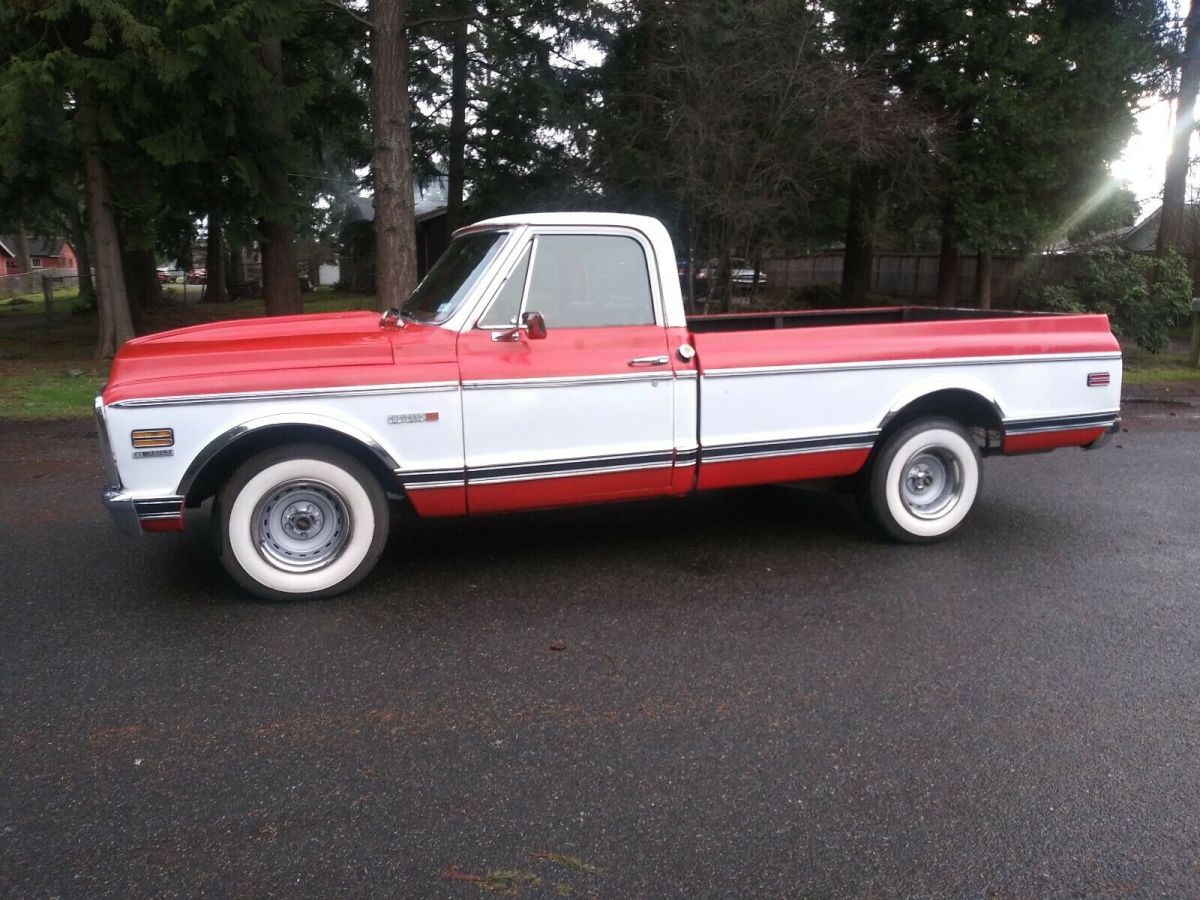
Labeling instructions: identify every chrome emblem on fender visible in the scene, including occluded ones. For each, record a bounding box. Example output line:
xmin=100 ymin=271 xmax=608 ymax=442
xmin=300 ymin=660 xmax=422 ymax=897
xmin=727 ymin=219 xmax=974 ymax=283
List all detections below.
xmin=388 ymin=412 xmax=440 ymax=425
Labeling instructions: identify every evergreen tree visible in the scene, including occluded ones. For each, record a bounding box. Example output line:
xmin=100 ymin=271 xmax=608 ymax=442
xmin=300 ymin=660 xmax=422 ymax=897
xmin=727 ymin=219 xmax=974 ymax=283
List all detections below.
xmin=1158 ymin=0 xmax=1200 ymax=258
xmin=371 ymin=0 xmax=420 ymax=311
xmin=594 ymin=0 xmax=931 ymax=310
xmin=0 ymin=1 xmax=165 ymax=356
xmin=884 ymin=0 xmax=1169 ymax=306
xmin=408 ymin=0 xmax=605 ymax=221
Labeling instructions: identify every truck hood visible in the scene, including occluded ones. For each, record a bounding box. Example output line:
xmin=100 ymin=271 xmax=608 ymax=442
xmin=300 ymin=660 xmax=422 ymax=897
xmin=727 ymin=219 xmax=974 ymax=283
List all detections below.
xmin=103 ymin=311 xmax=452 ymax=405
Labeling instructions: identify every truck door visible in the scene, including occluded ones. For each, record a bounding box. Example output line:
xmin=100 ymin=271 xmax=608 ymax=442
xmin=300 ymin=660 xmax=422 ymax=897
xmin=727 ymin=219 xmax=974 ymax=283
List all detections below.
xmin=457 ymin=229 xmax=676 ymax=514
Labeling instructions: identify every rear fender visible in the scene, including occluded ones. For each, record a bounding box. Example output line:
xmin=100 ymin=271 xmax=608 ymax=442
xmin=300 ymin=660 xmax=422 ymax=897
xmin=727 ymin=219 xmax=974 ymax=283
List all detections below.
xmin=879 ymin=376 xmax=1006 ymax=430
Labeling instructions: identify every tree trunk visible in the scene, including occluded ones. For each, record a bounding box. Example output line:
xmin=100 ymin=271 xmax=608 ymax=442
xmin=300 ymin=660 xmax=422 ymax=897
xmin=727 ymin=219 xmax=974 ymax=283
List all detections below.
xmin=685 ymin=246 xmax=696 ymax=314
xmin=14 ymin=224 xmax=32 ymax=274
xmin=260 ymin=222 xmax=302 ymax=313
xmin=371 ymin=0 xmax=420 ymax=311
xmin=122 ymin=247 xmax=158 ymax=329
xmin=225 ymin=245 xmax=239 ymax=297
xmin=716 ymin=245 xmax=733 ymax=314
xmin=306 ymin=248 xmax=325 ymax=287
xmin=446 ymin=1 xmax=470 ymax=235
xmin=1158 ymin=0 xmax=1200 ymax=258
xmin=935 ymin=216 xmax=959 ymax=308
xmin=229 ymin=241 xmax=247 ymax=290
xmin=205 ymin=217 xmax=228 ymax=304
xmin=840 ymin=165 xmax=878 ymax=306
xmin=259 ymin=35 xmax=303 ymax=316
xmin=78 ymin=83 xmax=135 ymax=358
xmin=69 ymin=201 xmax=96 ymax=309
xmin=975 ymin=248 xmax=993 ymax=310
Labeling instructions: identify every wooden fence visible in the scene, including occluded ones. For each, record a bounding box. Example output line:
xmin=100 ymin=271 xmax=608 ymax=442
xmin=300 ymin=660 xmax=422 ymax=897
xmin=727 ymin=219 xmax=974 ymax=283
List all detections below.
xmin=0 ymin=269 xmax=78 ymax=302
xmin=761 ymin=253 xmax=1087 ymax=307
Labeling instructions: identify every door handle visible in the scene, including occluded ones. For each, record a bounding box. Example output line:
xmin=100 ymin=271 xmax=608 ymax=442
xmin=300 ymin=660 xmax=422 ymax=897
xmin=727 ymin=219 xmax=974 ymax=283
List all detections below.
xmin=628 ymin=355 xmax=670 ymax=367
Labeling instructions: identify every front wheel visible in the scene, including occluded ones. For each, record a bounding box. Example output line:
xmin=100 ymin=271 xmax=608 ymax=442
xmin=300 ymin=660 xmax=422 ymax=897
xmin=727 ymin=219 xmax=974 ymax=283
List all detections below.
xmin=215 ymin=443 xmax=390 ymax=601
xmin=859 ymin=417 xmax=981 ymax=543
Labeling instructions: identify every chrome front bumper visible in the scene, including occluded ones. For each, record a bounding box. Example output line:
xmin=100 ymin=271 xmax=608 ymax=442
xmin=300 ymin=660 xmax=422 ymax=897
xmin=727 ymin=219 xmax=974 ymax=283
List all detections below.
xmin=102 ymin=488 xmax=144 ymax=537
xmin=96 ymin=391 xmax=142 ymax=536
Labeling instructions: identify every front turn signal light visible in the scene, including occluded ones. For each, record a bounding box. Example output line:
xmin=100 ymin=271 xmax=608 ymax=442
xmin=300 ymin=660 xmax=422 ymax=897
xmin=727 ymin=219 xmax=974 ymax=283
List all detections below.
xmin=131 ymin=428 xmax=174 ymax=448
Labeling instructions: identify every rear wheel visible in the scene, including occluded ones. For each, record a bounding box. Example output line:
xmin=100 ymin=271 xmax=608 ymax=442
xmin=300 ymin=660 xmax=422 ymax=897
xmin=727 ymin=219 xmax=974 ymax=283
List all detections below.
xmin=859 ymin=416 xmax=981 ymax=543
xmin=215 ymin=443 xmax=389 ymax=601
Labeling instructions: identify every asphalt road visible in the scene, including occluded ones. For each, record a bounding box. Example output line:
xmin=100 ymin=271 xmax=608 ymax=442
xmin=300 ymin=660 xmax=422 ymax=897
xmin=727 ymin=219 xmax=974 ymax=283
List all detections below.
xmin=2 ymin=411 xmax=1200 ymax=898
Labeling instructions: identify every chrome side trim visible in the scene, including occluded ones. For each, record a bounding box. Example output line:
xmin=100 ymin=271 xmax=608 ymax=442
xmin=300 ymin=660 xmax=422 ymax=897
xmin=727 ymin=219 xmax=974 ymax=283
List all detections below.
xmin=702 ymin=352 xmax=1123 ymax=379
xmin=111 ymin=381 xmax=460 ymax=409
xmin=674 ymin=447 xmax=699 ymax=466
xmin=1004 ymin=420 xmax=1119 ymax=436
xmin=1002 ymin=410 xmax=1121 ymax=435
xmin=463 ymin=372 xmax=673 ymax=390
xmin=133 ymin=497 xmax=186 ymax=516
xmin=701 ymin=432 xmax=879 ymax=463
xmin=176 ymin=413 xmax=403 ymax=498
xmin=393 ymin=466 xmax=468 ymax=490
xmin=395 ymin=448 xmax=681 ymax=488
xmin=466 ymin=460 xmax=675 ymax=485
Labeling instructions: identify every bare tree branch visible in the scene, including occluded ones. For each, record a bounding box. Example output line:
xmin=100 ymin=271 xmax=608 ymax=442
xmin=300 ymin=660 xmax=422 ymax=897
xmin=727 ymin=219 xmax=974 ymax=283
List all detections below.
xmin=322 ymin=0 xmax=373 ymax=30
xmin=408 ymin=2 xmax=567 ymax=32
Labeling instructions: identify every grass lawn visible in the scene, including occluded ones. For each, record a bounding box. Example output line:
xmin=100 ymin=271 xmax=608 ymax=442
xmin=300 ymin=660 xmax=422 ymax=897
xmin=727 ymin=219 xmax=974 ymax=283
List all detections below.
xmin=1121 ymin=347 xmax=1200 ymax=385
xmin=0 ymin=287 xmax=82 ymax=318
xmin=0 ymin=371 xmax=108 ymax=419
xmin=0 ymin=289 xmax=375 ymax=420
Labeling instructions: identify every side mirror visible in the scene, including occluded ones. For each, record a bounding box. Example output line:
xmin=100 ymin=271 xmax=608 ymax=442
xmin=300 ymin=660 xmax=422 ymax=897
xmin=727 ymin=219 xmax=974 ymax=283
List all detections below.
xmin=522 ymin=310 xmax=547 ymax=340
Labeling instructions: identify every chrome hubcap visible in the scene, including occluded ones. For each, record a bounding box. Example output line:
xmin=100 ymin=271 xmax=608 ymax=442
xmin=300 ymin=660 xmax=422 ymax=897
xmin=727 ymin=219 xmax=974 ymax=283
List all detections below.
xmin=253 ymin=480 xmax=350 ymax=572
xmin=898 ymin=447 xmax=962 ymax=519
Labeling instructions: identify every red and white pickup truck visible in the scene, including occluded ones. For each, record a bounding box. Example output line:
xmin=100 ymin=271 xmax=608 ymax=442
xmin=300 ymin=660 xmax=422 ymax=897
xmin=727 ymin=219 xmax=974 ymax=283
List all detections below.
xmin=96 ymin=213 xmax=1121 ymax=600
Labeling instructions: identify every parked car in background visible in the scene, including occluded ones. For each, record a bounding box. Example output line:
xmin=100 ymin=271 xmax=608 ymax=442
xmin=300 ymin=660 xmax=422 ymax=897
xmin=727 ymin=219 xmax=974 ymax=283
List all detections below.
xmin=730 ymin=257 xmax=766 ymax=288
xmin=186 ymin=268 xmax=207 ymax=284
xmin=156 ymin=267 xmax=170 ymax=284
xmin=695 ymin=257 xmax=767 ymax=293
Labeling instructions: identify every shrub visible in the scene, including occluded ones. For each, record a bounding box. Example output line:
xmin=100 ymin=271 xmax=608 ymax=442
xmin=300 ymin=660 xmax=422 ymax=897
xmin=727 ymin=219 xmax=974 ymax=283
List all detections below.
xmin=1024 ymin=249 xmax=1191 ymax=354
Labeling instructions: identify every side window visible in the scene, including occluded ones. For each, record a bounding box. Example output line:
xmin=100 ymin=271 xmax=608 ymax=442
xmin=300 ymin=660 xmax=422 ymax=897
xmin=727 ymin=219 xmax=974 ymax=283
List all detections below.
xmin=524 ymin=234 xmax=655 ymax=327
xmin=479 ymin=243 xmax=531 ymax=328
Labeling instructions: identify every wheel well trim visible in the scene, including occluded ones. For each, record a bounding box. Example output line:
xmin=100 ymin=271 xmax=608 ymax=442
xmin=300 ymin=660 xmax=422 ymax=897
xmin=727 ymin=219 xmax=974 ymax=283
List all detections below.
xmin=877 ymin=379 xmax=1006 ymax=431
xmin=175 ymin=413 xmax=402 ymax=498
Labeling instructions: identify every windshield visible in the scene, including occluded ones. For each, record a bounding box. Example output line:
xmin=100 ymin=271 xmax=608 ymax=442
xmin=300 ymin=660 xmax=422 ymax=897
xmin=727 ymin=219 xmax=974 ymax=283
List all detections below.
xmin=400 ymin=231 xmax=507 ymax=324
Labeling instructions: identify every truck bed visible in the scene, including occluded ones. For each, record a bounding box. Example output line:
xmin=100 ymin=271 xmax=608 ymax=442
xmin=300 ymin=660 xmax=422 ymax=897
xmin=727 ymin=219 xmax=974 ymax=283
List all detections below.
xmin=686 ymin=305 xmax=1047 ymax=333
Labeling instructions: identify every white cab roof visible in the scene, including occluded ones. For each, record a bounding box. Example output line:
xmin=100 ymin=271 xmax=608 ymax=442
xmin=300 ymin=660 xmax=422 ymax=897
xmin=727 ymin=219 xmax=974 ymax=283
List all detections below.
xmin=461 ymin=212 xmax=665 ymax=232
xmin=455 ymin=212 xmax=686 ymax=327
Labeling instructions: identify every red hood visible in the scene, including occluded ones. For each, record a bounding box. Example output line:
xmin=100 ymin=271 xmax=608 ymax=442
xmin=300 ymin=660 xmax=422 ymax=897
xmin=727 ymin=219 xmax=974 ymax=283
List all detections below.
xmin=103 ymin=312 xmax=458 ymax=405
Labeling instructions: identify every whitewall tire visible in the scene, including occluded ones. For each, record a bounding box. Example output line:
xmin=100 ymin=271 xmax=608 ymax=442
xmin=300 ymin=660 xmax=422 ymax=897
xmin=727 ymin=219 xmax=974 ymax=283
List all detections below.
xmin=215 ymin=443 xmax=389 ymax=601
xmin=860 ymin=417 xmax=981 ymax=543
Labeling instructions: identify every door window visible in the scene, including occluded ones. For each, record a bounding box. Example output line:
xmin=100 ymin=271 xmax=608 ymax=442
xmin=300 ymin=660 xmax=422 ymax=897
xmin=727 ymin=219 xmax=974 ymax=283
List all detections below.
xmin=523 ymin=235 xmax=655 ymax=328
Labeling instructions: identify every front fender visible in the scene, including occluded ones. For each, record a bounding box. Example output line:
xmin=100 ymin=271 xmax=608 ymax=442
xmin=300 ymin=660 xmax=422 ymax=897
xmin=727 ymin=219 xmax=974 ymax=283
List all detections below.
xmin=175 ymin=411 xmax=403 ymax=498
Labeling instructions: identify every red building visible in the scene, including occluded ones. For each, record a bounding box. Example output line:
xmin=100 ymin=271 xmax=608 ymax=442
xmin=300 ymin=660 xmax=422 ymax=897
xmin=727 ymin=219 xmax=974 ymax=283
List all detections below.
xmin=0 ymin=236 xmax=78 ymax=274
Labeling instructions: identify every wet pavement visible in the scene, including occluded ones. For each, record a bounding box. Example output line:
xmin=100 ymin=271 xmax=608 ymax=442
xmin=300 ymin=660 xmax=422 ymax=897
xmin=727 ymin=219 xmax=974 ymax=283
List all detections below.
xmin=2 ymin=406 xmax=1199 ymax=898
